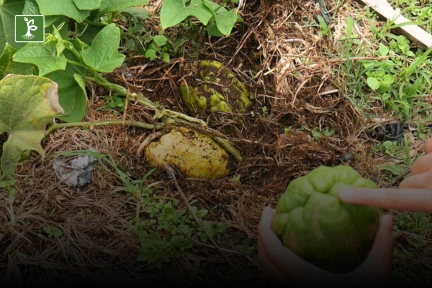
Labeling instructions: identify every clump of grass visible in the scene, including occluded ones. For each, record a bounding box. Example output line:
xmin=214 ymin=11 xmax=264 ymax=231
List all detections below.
xmin=332 ymin=4 xmax=432 ymax=123
xmin=328 ymin=0 xmax=432 ymax=284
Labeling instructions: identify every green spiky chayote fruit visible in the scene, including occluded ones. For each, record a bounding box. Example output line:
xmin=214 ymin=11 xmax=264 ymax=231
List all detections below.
xmin=271 ymin=165 xmax=381 ymax=273
xmin=179 ymin=60 xmax=253 ymax=116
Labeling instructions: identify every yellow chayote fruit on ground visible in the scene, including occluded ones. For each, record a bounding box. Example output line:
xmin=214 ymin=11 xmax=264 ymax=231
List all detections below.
xmin=145 ymin=127 xmax=231 ymax=178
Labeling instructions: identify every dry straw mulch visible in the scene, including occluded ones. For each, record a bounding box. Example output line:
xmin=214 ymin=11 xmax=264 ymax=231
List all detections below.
xmin=1 ymin=0 xmax=430 ymax=286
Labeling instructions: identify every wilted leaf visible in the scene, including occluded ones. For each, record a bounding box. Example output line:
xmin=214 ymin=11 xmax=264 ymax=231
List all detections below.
xmin=0 ymin=74 xmax=64 ymax=179
xmin=80 ymin=23 xmax=125 ymax=72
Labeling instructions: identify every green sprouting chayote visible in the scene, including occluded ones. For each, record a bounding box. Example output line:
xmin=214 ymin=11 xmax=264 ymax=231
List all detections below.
xmin=179 ymin=60 xmax=252 ymax=116
xmin=271 ymin=165 xmax=381 ymax=273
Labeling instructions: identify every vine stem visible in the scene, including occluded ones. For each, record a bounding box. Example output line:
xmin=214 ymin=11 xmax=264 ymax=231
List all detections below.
xmin=45 ymin=120 xmax=165 ymax=136
xmin=84 ymin=74 xmax=243 ymax=162
xmin=64 ymin=41 xmax=84 ymax=62
xmin=66 ymin=59 xmax=88 ymax=69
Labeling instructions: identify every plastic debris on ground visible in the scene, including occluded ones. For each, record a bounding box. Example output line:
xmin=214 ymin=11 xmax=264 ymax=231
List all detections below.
xmin=53 ymin=148 xmax=99 ymax=190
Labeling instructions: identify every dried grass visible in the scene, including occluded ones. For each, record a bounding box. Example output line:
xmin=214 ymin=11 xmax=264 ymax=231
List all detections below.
xmin=1 ymin=0 xmax=431 ymax=285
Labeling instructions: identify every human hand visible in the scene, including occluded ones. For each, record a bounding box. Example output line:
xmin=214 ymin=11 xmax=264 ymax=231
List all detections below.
xmin=338 ymin=138 xmax=432 ymax=213
xmin=257 ymin=206 xmax=394 ymax=286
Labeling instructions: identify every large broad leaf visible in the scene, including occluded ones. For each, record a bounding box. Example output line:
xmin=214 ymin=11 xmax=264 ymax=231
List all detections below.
xmin=99 ymin=0 xmax=148 ymax=12
xmin=22 ymin=1 xmax=69 ymax=38
xmin=0 ymin=74 xmax=64 ymax=179
xmin=120 ymin=6 xmax=150 ymax=20
xmin=0 ymin=43 xmax=33 ymax=79
xmin=75 ymin=24 xmax=102 ymax=46
xmin=22 ymin=0 xmax=59 ymax=27
xmin=0 ymin=0 xmax=26 ymax=53
xmin=160 ymin=0 xmax=213 ymax=29
xmin=73 ymin=0 xmax=103 ymax=10
xmin=12 ymin=42 xmax=67 ymax=76
xmin=45 ymin=41 xmax=88 ymax=123
xmin=80 ymin=23 xmax=125 ymax=73
xmin=35 ymin=0 xmax=90 ymax=23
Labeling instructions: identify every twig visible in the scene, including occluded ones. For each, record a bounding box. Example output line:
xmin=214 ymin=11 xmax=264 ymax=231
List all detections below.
xmin=45 ymin=120 xmax=165 ymax=136
xmin=136 ymin=131 xmax=165 ymax=157
xmin=165 ymin=166 xmax=241 ymax=274
xmin=385 ymin=169 xmax=411 ymax=188
xmin=327 ymin=56 xmax=390 ymax=62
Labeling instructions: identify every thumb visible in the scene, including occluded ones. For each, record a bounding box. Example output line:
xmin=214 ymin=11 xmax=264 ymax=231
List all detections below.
xmin=359 ymin=214 xmax=394 ymax=284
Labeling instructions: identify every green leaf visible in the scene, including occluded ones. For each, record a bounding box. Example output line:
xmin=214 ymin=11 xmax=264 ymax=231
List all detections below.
xmin=153 ymin=35 xmax=167 ymax=47
xmin=377 ymin=74 xmax=394 ymax=93
xmin=22 ymin=0 xmax=59 ymax=27
xmin=12 ymin=42 xmax=67 ymax=76
xmin=160 ymin=0 xmax=213 ymax=29
xmin=162 ymin=52 xmax=170 ymax=63
xmin=73 ymin=0 xmax=103 ymax=10
xmin=380 ymin=164 xmax=407 ymax=176
xmin=377 ymin=43 xmax=389 ymax=56
xmin=99 ymin=0 xmax=148 ymax=12
xmin=203 ymin=0 xmax=237 ymax=36
xmin=346 ymin=16 xmax=353 ymax=37
xmin=144 ymin=48 xmax=156 ymax=60
xmin=120 ymin=6 xmax=150 ymax=20
xmin=80 ymin=23 xmax=125 ymax=73
xmin=0 ymin=74 xmax=64 ymax=178
xmin=45 ymin=42 xmax=88 ymax=122
xmin=0 ymin=0 xmax=26 ymax=53
xmin=404 ymin=47 xmax=432 ymax=79
xmin=0 ymin=43 xmax=33 ymax=79
xmin=45 ymin=17 xmax=69 ymax=40
xmin=366 ymin=77 xmax=380 ymax=90
xmin=74 ymin=24 xmax=102 ymax=46
xmin=35 ymin=0 xmax=90 ymax=23
xmin=205 ymin=21 xmax=223 ymax=37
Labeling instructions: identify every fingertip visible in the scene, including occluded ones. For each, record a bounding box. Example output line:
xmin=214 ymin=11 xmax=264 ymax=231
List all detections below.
xmin=426 ymin=138 xmax=432 ymax=153
xmin=338 ymin=188 xmax=354 ymax=202
xmin=380 ymin=214 xmax=393 ymax=230
xmin=258 ymin=206 xmax=275 ymax=231
xmin=262 ymin=206 xmax=276 ymax=221
xmin=263 ymin=206 xmax=275 ymax=214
